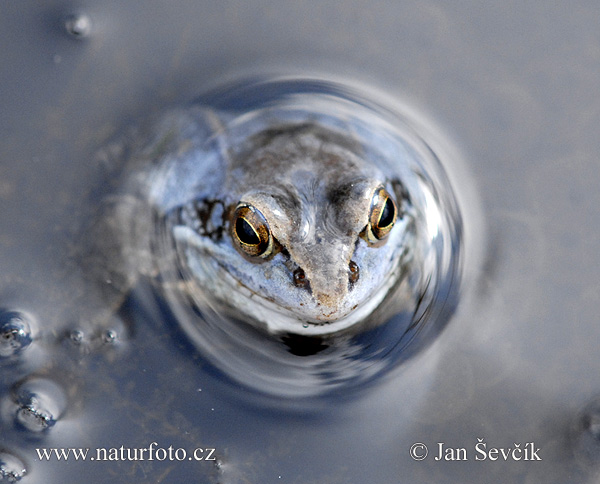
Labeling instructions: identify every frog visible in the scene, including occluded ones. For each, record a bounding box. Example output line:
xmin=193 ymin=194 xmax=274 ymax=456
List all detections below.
xmin=56 ymin=80 xmax=463 ymax=397
xmin=83 ymin=91 xmax=447 ymax=340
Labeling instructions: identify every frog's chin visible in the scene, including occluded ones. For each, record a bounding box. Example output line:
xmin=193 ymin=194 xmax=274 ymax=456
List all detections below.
xmin=226 ymin=285 xmax=384 ymax=336
xmin=253 ymin=301 xmax=383 ymax=336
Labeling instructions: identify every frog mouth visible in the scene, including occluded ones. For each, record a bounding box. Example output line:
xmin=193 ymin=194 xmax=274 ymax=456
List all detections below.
xmin=215 ymin=274 xmax=384 ymax=335
xmin=206 ymin=254 xmax=404 ymax=336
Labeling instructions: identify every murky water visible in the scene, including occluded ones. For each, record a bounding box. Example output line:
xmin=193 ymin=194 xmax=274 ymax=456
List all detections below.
xmin=2 ymin=2 xmax=600 ymax=483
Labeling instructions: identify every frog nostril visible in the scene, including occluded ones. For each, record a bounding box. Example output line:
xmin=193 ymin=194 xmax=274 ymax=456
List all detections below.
xmin=348 ymin=260 xmax=360 ymax=284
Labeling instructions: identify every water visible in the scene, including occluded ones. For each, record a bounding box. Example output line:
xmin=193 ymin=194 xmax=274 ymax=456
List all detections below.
xmin=2 ymin=2 xmax=600 ymax=483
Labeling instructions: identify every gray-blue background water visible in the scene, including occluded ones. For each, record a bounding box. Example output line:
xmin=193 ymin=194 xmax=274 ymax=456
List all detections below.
xmin=2 ymin=2 xmax=600 ymax=483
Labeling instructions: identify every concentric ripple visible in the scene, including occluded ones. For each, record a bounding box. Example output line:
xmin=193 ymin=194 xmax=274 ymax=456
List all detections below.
xmin=120 ymin=77 xmax=468 ymax=398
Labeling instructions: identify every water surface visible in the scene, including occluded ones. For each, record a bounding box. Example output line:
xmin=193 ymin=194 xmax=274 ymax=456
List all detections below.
xmin=2 ymin=2 xmax=600 ymax=483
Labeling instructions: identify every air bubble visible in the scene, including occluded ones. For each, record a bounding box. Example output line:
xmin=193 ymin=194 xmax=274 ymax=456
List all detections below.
xmin=64 ymin=13 xmax=92 ymax=39
xmin=11 ymin=378 xmax=67 ymax=433
xmin=69 ymin=329 xmax=85 ymax=345
xmin=0 ymin=451 xmax=27 ymax=482
xmin=64 ymin=328 xmax=92 ymax=355
xmin=102 ymin=329 xmax=118 ymax=344
xmin=0 ymin=311 xmax=33 ymax=359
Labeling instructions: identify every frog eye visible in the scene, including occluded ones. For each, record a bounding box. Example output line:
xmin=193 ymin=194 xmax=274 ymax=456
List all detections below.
xmin=231 ymin=203 xmax=273 ymax=258
xmin=365 ymin=187 xmax=397 ymax=244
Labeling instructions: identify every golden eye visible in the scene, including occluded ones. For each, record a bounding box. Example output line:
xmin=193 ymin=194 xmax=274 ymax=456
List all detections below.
xmin=366 ymin=187 xmax=397 ymax=244
xmin=231 ymin=203 xmax=273 ymax=258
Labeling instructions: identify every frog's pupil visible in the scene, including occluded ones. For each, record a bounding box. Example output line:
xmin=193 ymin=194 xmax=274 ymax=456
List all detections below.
xmin=293 ymin=268 xmax=308 ymax=288
xmin=348 ymin=260 xmax=360 ymax=284
xmin=379 ymin=197 xmax=395 ymax=228
xmin=236 ymin=217 xmax=260 ymax=245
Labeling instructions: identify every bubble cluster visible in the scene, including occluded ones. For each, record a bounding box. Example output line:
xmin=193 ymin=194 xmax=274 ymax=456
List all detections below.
xmin=63 ymin=322 xmax=126 ymax=355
